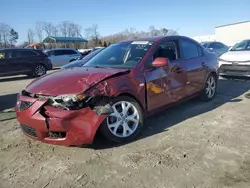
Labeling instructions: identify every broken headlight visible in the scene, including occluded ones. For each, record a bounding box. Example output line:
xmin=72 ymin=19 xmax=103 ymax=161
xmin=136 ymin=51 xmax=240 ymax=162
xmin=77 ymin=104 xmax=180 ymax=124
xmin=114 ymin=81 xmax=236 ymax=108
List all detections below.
xmin=49 ymin=94 xmax=87 ymax=110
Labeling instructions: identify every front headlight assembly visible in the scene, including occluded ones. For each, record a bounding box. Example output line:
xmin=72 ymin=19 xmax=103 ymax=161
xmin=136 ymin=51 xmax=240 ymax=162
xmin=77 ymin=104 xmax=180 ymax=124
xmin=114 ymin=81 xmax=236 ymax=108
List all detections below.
xmin=218 ymin=58 xmax=227 ymax=62
xmin=49 ymin=94 xmax=87 ymax=110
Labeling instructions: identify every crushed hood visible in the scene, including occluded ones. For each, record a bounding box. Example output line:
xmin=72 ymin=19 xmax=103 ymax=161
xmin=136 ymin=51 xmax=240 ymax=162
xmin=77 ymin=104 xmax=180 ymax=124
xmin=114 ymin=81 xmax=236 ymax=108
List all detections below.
xmin=25 ymin=67 xmax=130 ymax=95
xmin=220 ymin=51 xmax=250 ymax=62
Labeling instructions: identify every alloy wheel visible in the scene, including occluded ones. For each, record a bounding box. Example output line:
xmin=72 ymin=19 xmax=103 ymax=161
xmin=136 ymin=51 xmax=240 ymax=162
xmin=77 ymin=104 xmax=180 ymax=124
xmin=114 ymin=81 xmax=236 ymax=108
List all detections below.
xmin=206 ymin=76 xmax=216 ymax=98
xmin=35 ymin=65 xmax=46 ymax=76
xmin=107 ymin=101 xmax=140 ymax=138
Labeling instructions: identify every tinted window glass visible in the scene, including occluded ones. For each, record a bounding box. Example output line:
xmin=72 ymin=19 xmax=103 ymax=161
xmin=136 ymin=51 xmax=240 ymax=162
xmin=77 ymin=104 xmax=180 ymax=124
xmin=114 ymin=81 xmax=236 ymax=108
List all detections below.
xmin=58 ymin=50 xmax=77 ymax=55
xmin=65 ymin=50 xmax=77 ymax=54
xmin=180 ymin=40 xmax=199 ymax=59
xmin=20 ymin=50 xmax=38 ymax=57
xmin=200 ymin=42 xmax=210 ymax=48
xmin=10 ymin=50 xmax=36 ymax=58
xmin=209 ymin=42 xmax=223 ymax=49
xmin=46 ymin=50 xmax=55 ymax=56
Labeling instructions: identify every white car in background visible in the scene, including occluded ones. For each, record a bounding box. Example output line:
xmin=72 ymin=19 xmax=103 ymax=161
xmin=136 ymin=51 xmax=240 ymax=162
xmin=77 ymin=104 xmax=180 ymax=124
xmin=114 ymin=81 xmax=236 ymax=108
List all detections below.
xmin=44 ymin=48 xmax=82 ymax=68
xmin=218 ymin=39 xmax=250 ymax=77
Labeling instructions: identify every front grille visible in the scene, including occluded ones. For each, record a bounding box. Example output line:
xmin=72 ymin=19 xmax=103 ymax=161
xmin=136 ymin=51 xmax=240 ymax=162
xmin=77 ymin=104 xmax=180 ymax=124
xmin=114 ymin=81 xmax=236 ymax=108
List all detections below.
xmin=18 ymin=101 xmax=33 ymax=111
xmin=20 ymin=124 xmax=37 ymax=137
xmin=219 ymin=64 xmax=250 ymax=75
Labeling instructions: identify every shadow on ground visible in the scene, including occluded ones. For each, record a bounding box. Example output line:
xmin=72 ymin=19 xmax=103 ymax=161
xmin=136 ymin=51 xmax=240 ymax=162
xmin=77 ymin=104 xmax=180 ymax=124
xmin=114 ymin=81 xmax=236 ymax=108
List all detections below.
xmin=90 ymin=77 xmax=250 ymax=150
xmin=0 ymin=76 xmax=31 ymax=82
xmin=0 ymin=93 xmax=18 ymax=121
xmin=0 ymin=93 xmax=18 ymax=111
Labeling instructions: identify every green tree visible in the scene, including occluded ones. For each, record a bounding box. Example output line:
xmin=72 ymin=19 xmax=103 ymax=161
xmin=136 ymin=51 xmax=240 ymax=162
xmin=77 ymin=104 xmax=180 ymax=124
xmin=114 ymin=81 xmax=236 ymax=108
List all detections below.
xmin=9 ymin=28 xmax=19 ymax=45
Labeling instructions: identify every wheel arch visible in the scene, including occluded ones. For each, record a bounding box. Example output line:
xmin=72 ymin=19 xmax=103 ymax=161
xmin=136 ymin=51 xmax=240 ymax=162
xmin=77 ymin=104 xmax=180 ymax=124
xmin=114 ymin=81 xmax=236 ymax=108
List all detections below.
xmin=115 ymin=93 xmax=146 ymax=114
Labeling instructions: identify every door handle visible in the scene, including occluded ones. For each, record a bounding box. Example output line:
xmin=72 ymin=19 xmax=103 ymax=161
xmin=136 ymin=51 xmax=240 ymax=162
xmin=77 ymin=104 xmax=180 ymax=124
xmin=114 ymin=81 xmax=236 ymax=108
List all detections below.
xmin=201 ymin=62 xmax=206 ymax=67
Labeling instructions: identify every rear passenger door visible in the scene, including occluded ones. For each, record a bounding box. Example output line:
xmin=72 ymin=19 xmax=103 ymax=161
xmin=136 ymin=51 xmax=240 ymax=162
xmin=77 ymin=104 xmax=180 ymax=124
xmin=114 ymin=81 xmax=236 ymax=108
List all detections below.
xmin=5 ymin=50 xmax=37 ymax=74
xmin=179 ymin=39 xmax=207 ymax=96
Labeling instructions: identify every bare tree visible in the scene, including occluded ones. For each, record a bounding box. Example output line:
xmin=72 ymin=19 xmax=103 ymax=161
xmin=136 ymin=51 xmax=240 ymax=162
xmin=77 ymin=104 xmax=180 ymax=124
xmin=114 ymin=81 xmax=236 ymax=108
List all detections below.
xmin=35 ymin=22 xmax=44 ymax=42
xmin=58 ymin=21 xmax=82 ymax=37
xmin=59 ymin=21 xmax=69 ymax=37
xmin=27 ymin=29 xmax=35 ymax=44
xmin=0 ymin=23 xmax=11 ymax=47
xmin=86 ymin=24 xmax=100 ymax=46
xmin=41 ymin=22 xmax=55 ymax=37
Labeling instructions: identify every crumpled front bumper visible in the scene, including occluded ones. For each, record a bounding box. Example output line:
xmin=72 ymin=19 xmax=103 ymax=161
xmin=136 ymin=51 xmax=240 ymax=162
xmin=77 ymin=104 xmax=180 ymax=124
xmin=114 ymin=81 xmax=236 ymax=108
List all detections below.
xmin=15 ymin=95 xmax=107 ymax=146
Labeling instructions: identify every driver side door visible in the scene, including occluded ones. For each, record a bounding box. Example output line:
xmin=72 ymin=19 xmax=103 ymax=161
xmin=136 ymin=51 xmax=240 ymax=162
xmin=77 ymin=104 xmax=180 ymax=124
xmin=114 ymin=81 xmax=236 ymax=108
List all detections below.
xmin=144 ymin=40 xmax=187 ymax=112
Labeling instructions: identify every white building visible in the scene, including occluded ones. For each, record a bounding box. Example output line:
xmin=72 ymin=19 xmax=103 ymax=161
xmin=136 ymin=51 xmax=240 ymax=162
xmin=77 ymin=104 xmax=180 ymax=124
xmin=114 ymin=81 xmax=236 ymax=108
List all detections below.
xmin=215 ymin=21 xmax=250 ymax=46
xmin=192 ymin=35 xmax=215 ymax=42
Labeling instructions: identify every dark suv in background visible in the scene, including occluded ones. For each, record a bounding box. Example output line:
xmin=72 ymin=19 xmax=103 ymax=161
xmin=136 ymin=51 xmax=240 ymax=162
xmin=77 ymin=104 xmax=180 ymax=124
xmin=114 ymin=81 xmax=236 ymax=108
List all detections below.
xmin=0 ymin=48 xmax=52 ymax=77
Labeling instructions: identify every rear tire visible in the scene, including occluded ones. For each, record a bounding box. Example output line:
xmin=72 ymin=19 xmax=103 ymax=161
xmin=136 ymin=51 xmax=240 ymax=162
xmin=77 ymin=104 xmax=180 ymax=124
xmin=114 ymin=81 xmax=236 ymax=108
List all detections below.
xmin=99 ymin=96 xmax=144 ymax=143
xmin=200 ymin=73 xmax=217 ymax=101
xmin=32 ymin=64 xmax=47 ymax=77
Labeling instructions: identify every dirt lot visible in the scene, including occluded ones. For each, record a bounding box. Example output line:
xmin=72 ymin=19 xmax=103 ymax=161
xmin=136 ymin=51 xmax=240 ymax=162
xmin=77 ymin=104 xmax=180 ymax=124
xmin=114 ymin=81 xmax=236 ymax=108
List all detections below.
xmin=0 ymin=73 xmax=250 ymax=188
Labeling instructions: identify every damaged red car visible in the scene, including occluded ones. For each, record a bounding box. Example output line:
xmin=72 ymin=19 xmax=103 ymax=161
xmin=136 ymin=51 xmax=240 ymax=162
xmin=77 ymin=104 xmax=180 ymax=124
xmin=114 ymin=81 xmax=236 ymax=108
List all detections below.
xmin=16 ymin=36 xmax=218 ymax=146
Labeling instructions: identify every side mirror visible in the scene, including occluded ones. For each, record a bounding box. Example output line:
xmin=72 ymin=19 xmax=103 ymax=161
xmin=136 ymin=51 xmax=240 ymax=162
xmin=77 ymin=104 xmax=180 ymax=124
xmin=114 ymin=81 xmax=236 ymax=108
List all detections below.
xmin=152 ymin=57 xmax=169 ymax=67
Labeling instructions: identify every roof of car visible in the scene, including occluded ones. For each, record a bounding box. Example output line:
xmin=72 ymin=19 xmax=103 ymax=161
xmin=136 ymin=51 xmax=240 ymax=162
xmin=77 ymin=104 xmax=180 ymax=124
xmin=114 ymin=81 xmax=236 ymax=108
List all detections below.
xmin=118 ymin=35 xmax=194 ymax=43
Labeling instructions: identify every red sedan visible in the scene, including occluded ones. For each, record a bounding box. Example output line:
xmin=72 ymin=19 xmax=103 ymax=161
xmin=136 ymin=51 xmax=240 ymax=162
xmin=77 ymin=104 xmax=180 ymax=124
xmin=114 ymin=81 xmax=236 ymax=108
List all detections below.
xmin=16 ymin=36 xmax=218 ymax=146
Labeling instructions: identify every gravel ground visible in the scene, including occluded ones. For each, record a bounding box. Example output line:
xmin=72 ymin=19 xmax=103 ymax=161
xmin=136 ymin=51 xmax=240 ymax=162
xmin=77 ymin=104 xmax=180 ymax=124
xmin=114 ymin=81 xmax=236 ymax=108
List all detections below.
xmin=0 ymin=74 xmax=250 ymax=188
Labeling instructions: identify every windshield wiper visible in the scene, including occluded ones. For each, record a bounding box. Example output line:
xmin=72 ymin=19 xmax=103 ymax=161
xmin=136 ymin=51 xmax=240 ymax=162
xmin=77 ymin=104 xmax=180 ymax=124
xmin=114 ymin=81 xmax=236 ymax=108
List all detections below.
xmin=93 ymin=65 xmax=110 ymax=68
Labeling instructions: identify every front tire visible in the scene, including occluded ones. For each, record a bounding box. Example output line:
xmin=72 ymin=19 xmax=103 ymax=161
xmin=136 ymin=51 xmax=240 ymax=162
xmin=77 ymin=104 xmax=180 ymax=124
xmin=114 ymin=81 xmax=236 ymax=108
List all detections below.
xmin=200 ymin=73 xmax=217 ymax=101
xmin=100 ymin=96 xmax=144 ymax=143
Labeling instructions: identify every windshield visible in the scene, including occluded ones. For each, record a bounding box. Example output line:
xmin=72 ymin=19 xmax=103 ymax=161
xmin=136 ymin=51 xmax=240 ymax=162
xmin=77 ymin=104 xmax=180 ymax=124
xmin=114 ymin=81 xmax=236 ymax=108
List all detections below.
xmin=83 ymin=41 xmax=154 ymax=69
xmin=200 ymin=42 xmax=210 ymax=48
xmin=230 ymin=40 xmax=250 ymax=51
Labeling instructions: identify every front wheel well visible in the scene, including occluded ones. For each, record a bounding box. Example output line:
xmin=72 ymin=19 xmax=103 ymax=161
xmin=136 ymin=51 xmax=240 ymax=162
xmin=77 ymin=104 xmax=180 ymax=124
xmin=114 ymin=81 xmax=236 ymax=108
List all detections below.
xmin=116 ymin=93 xmax=145 ymax=114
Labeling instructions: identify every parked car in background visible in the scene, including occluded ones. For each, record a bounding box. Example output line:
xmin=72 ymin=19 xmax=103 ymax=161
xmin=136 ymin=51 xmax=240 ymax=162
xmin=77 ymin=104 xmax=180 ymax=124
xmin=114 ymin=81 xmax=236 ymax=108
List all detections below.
xmin=61 ymin=48 xmax=104 ymax=69
xmin=0 ymin=48 xmax=52 ymax=77
xmin=16 ymin=36 xmax=218 ymax=146
xmin=76 ymin=47 xmax=105 ymax=60
xmin=218 ymin=39 xmax=250 ymax=77
xmin=43 ymin=48 xmax=82 ymax=68
xmin=200 ymin=41 xmax=228 ymax=57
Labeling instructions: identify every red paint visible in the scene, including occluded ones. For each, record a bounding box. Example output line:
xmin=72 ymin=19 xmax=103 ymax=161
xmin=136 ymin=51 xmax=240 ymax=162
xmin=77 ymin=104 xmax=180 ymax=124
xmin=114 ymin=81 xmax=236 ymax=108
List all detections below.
xmin=16 ymin=36 xmax=218 ymax=146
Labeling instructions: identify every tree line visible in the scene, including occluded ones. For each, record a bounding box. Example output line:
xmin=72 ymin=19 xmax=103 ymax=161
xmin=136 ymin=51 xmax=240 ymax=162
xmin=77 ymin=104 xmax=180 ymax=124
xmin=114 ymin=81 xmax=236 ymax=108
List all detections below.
xmin=0 ymin=21 xmax=179 ymax=49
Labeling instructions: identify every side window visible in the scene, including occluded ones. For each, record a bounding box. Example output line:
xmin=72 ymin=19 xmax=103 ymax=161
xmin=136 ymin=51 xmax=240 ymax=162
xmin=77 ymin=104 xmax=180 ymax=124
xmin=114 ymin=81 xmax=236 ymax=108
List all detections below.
xmin=11 ymin=51 xmax=23 ymax=58
xmin=216 ymin=42 xmax=224 ymax=49
xmin=145 ymin=40 xmax=179 ymax=68
xmin=180 ymin=39 xmax=199 ymax=59
xmin=65 ymin=50 xmax=78 ymax=55
xmin=209 ymin=42 xmax=223 ymax=49
xmin=19 ymin=50 xmax=38 ymax=57
xmin=153 ymin=41 xmax=179 ymax=61
xmin=55 ymin=50 xmax=64 ymax=56
xmin=47 ymin=50 xmax=55 ymax=56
